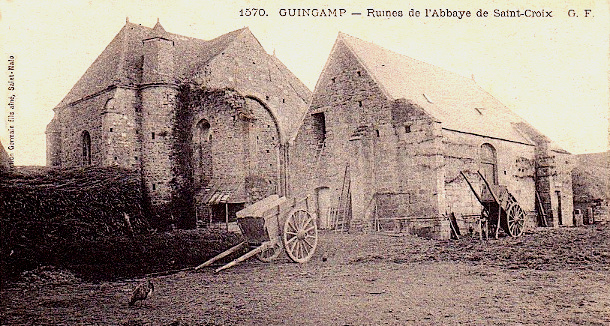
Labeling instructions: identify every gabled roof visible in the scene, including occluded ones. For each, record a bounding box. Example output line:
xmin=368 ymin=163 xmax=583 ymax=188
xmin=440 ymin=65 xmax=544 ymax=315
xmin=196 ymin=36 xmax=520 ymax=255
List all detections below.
xmin=337 ymin=33 xmax=537 ymax=145
xmin=57 ymin=22 xmax=248 ymax=107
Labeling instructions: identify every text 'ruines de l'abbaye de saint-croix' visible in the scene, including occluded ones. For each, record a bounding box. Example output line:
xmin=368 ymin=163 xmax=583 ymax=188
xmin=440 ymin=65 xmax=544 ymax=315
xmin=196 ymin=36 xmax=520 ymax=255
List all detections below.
xmin=239 ymin=7 xmax=593 ymax=19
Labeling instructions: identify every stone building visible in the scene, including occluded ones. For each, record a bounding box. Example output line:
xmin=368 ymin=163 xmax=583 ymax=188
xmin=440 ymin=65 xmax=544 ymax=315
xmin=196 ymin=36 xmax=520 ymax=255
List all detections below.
xmin=290 ymin=33 xmax=573 ymax=238
xmin=46 ymin=20 xmax=310 ymax=228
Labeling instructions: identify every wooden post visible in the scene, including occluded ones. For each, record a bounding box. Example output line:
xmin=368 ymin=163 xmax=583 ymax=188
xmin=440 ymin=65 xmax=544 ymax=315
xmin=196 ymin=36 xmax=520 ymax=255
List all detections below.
xmin=225 ymin=203 xmax=229 ymax=231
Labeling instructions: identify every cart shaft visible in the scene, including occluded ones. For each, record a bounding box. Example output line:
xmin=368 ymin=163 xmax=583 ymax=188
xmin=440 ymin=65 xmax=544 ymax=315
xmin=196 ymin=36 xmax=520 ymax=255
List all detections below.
xmin=215 ymin=242 xmax=271 ymax=273
xmin=195 ymin=242 xmax=246 ymax=270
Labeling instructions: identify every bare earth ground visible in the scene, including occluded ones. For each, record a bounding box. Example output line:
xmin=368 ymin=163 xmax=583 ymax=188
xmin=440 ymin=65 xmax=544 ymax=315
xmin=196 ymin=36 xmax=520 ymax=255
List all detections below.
xmin=2 ymin=225 xmax=610 ymax=325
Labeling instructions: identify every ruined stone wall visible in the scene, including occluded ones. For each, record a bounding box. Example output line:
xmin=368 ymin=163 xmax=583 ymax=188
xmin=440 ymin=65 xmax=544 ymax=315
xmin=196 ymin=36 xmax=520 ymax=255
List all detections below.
xmin=193 ymin=29 xmax=309 ymax=143
xmin=245 ymin=97 xmax=281 ymax=202
xmin=535 ymin=147 xmax=575 ymax=227
xmin=193 ymin=30 xmax=308 ymax=199
xmin=185 ymin=89 xmax=280 ymax=209
xmin=442 ymin=130 xmax=537 ymax=232
xmin=190 ymin=91 xmax=248 ymax=202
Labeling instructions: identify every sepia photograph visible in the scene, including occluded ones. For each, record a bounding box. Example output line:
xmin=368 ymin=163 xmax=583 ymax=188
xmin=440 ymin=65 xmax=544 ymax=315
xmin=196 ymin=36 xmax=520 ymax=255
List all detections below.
xmin=1 ymin=0 xmax=609 ymax=324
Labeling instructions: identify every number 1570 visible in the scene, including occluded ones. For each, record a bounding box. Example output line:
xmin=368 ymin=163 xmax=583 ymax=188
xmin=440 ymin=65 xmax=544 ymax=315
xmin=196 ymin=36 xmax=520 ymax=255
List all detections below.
xmin=239 ymin=8 xmax=268 ymax=16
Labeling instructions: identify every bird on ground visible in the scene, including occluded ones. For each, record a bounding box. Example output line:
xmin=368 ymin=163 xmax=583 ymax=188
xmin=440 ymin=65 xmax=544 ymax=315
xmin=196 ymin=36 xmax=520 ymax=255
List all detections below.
xmin=129 ymin=279 xmax=154 ymax=307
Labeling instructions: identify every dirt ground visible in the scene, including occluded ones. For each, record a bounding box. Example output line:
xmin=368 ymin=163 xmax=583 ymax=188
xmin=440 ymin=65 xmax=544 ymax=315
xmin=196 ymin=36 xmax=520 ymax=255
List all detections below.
xmin=2 ymin=225 xmax=610 ymax=325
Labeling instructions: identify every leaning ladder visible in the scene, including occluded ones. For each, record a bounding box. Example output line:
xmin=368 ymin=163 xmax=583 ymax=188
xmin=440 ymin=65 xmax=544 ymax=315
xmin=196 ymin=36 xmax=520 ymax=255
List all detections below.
xmin=331 ymin=164 xmax=351 ymax=233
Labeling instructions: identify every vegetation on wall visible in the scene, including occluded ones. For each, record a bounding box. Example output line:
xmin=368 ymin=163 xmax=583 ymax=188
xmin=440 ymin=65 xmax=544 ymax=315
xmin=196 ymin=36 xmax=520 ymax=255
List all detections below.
xmin=172 ymin=82 xmax=253 ymax=229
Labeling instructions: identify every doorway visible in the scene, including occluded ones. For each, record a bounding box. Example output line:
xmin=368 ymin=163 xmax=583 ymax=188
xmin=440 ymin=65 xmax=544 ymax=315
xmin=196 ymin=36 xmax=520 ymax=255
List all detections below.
xmin=556 ymin=191 xmax=563 ymax=225
xmin=316 ymin=187 xmax=331 ymax=229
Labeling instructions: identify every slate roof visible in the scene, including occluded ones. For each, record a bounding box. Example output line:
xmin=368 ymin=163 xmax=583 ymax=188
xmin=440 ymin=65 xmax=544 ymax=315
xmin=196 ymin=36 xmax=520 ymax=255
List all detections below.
xmin=57 ymin=22 xmax=249 ymax=107
xmin=337 ymin=33 xmax=538 ymax=145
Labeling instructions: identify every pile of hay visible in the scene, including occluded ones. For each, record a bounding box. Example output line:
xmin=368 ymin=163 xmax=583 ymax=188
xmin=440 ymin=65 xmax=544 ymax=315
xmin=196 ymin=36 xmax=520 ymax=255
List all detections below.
xmin=1 ymin=166 xmax=245 ymax=284
xmin=0 ymin=166 xmax=148 ymax=283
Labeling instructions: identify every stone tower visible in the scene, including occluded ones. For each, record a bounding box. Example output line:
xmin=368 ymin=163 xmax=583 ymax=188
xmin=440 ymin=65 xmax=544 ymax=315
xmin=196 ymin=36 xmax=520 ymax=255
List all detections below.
xmin=140 ymin=21 xmax=185 ymax=227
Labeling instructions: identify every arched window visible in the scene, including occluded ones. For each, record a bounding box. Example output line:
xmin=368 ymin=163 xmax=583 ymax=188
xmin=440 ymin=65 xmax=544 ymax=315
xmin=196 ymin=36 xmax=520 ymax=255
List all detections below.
xmin=82 ymin=131 xmax=91 ymax=166
xmin=193 ymin=119 xmax=212 ymax=188
xmin=480 ymin=143 xmax=497 ymax=185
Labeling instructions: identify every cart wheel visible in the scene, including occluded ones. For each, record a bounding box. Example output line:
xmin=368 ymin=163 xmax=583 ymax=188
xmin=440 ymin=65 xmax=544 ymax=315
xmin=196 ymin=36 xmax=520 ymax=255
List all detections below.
xmin=256 ymin=241 xmax=282 ymax=262
xmin=283 ymin=209 xmax=318 ymax=263
xmin=506 ymin=202 xmax=525 ymax=237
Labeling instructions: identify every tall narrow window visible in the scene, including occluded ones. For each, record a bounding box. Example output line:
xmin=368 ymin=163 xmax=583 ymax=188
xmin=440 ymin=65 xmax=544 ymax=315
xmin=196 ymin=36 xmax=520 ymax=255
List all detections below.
xmin=82 ymin=131 xmax=92 ymax=166
xmin=480 ymin=143 xmax=497 ymax=185
xmin=194 ymin=119 xmax=212 ymax=189
xmin=312 ymin=112 xmax=326 ymax=147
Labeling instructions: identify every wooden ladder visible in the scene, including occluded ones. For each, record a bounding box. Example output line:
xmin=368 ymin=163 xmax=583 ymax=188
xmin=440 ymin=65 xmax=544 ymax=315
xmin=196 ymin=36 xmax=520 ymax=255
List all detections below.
xmin=331 ymin=164 xmax=351 ymax=233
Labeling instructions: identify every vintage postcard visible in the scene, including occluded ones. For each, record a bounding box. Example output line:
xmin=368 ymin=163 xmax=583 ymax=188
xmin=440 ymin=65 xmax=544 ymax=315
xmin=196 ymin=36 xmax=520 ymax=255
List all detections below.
xmin=1 ymin=0 xmax=609 ymax=324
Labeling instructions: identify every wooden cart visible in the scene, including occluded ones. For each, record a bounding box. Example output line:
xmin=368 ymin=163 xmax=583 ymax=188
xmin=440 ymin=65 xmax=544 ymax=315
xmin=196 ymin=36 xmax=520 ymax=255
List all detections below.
xmin=195 ymin=195 xmax=318 ymax=272
xmin=461 ymin=171 xmax=526 ymax=238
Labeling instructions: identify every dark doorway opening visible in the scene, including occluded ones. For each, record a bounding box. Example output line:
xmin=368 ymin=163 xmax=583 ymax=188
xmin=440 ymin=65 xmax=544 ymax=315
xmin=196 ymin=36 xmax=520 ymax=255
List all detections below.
xmin=556 ymin=191 xmax=563 ymax=225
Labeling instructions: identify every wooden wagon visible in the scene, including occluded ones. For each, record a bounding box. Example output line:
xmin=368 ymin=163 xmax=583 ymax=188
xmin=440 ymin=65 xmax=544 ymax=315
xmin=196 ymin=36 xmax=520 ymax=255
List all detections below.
xmin=195 ymin=195 xmax=318 ymax=272
xmin=461 ymin=171 xmax=526 ymax=239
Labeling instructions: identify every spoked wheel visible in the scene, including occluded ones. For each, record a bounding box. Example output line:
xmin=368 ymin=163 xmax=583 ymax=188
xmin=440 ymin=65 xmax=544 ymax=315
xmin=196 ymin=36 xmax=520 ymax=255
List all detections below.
xmin=505 ymin=202 xmax=526 ymax=237
xmin=283 ymin=209 xmax=318 ymax=263
xmin=256 ymin=241 xmax=282 ymax=262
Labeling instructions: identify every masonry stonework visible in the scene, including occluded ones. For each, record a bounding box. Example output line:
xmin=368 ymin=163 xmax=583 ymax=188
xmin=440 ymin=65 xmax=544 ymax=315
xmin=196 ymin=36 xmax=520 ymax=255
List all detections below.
xmin=290 ymin=32 xmax=574 ymax=239
xmin=46 ymin=21 xmax=309 ymax=229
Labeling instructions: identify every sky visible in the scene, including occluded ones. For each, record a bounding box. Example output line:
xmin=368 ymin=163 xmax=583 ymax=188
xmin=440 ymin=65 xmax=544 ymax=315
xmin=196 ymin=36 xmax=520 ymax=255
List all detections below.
xmin=1 ymin=0 xmax=609 ymax=166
